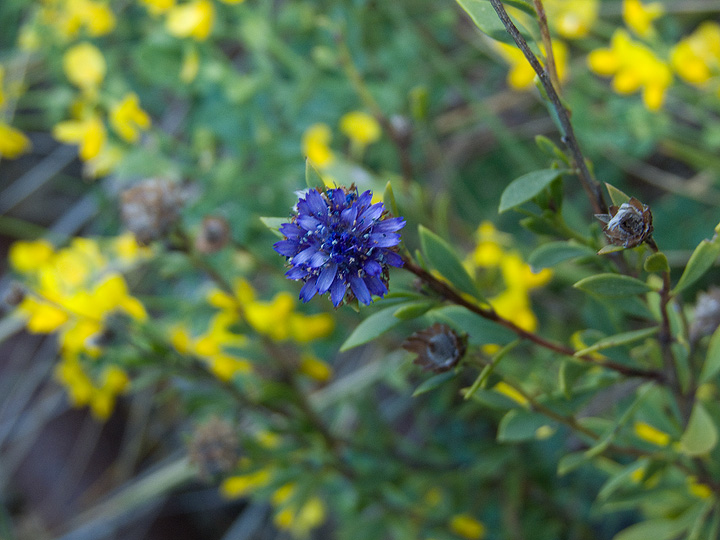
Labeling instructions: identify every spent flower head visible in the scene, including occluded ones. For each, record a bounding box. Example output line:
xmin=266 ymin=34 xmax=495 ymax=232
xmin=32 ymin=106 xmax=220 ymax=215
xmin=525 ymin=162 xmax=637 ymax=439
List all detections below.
xmin=274 ymin=186 xmax=405 ymax=307
xmin=595 ymin=197 xmax=653 ymax=249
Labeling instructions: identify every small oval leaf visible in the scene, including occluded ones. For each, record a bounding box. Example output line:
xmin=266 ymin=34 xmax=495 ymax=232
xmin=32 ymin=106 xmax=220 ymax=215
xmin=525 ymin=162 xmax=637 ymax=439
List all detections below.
xmin=673 ymin=236 xmax=720 ymax=295
xmin=498 ymin=409 xmax=556 ymax=442
xmin=700 ymin=326 xmax=720 ymax=384
xmin=419 ymin=225 xmax=484 ymax=301
xmin=605 ymin=183 xmax=631 ymax=206
xmin=528 ymin=241 xmax=595 ymax=269
xmin=455 ymin=0 xmax=535 ymax=44
xmin=573 ymin=327 xmax=659 ymax=357
xmin=499 ymin=169 xmax=565 ymax=213
xmin=412 ymin=370 xmax=457 ymax=397
xmin=574 ymin=274 xmax=655 ymax=297
xmin=644 ymin=252 xmax=669 ymax=274
xmin=340 ymin=305 xmax=404 ymax=351
xmin=680 ymin=402 xmax=718 ymax=456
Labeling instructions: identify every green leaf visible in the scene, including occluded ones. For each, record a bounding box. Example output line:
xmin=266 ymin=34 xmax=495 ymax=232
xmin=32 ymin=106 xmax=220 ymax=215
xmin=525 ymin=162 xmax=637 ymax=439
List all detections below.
xmin=383 ymin=180 xmax=399 ymax=218
xmin=340 ymin=305 xmax=404 ymax=351
xmin=673 ymin=235 xmax=720 ymax=294
xmin=605 ymin=183 xmax=631 ymax=206
xmin=393 ymin=301 xmax=436 ymax=320
xmin=573 ymin=327 xmax=659 ymax=357
xmin=464 ymin=340 xmax=519 ymax=400
xmin=643 ymin=252 xmax=669 ymax=274
xmin=557 ymin=452 xmax=589 ymax=476
xmin=574 ymin=274 xmax=655 ymax=297
xmin=259 ymin=216 xmax=286 ymax=238
xmin=597 ymin=244 xmax=626 ymax=255
xmin=418 ymin=225 xmax=484 ymax=301
xmin=454 ymin=0 xmax=535 ymax=45
xmin=680 ymin=402 xmax=718 ymax=456
xmin=412 ymin=370 xmax=457 ymax=397
xmin=305 ymin=158 xmax=325 ymax=189
xmin=497 ymin=409 xmax=557 ymax=442
xmin=528 ymin=241 xmax=595 ymax=269
xmin=700 ymin=326 xmax=720 ymax=384
xmin=499 ymin=169 xmax=565 ymax=213
xmin=613 ymin=519 xmax=690 ymax=540
xmin=429 ymin=306 xmax=516 ymax=346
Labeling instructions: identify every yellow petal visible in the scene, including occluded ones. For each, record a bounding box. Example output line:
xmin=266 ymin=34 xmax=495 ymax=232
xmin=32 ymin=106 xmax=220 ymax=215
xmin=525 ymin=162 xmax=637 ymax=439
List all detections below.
xmin=63 ymin=42 xmax=106 ymax=91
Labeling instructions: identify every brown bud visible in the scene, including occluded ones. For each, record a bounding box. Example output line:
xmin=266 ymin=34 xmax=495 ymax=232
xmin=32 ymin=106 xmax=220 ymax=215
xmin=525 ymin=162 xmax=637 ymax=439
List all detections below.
xmin=595 ymin=197 xmax=653 ymax=248
xmin=403 ymin=323 xmax=467 ymax=373
xmin=691 ymin=287 xmax=720 ymax=342
xmin=120 ymin=178 xmax=185 ymax=245
xmin=187 ymin=416 xmax=239 ymax=480
xmin=195 ymin=216 xmax=230 ymax=254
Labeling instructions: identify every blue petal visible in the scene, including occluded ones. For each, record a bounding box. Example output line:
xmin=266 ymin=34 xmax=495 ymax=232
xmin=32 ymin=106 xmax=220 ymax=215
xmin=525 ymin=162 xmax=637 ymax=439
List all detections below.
xmin=330 ymin=278 xmax=346 ymax=306
xmin=372 ymin=217 xmax=405 ymax=233
xmin=293 ymin=246 xmax=319 ymax=265
xmin=370 ymin=232 xmax=401 ymax=247
xmin=384 ymin=251 xmax=404 ymax=267
xmin=286 ymin=266 xmax=308 ymax=280
xmin=305 ymin=189 xmax=328 ymax=217
xmin=364 ymin=275 xmax=388 ymax=297
xmin=363 ymin=259 xmax=382 ymax=276
xmin=357 ymin=203 xmax=384 ymax=231
xmin=316 ymin=262 xmax=338 ymax=294
xmin=308 ymin=251 xmax=330 ymax=268
xmin=349 ymin=274 xmax=372 ymax=305
xmin=299 ymin=276 xmax=319 ymax=303
xmin=341 ymin=205 xmax=358 ymax=226
xmin=274 ymin=239 xmax=299 ymax=256
xmin=279 ymin=222 xmax=303 ymax=238
xmin=297 ymin=214 xmax=322 ymax=231
xmin=356 ymin=190 xmax=372 ymax=209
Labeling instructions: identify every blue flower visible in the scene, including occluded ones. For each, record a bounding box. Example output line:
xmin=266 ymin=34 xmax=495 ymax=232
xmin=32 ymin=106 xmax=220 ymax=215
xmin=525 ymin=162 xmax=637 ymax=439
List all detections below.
xmin=274 ymin=186 xmax=405 ymax=307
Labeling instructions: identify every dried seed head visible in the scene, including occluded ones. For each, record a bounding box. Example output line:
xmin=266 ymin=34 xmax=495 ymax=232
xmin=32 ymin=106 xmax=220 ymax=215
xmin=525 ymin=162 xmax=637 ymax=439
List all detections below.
xmin=403 ymin=323 xmax=467 ymax=373
xmin=120 ymin=178 xmax=185 ymax=245
xmin=195 ymin=216 xmax=230 ymax=254
xmin=691 ymin=287 xmax=720 ymax=342
xmin=595 ymin=197 xmax=653 ymax=249
xmin=187 ymin=416 xmax=239 ymax=480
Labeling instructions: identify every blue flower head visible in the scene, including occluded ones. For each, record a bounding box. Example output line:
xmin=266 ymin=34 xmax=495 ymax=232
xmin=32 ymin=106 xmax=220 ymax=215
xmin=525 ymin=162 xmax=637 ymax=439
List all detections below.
xmin=274 ymin=186 xmax=406 ymax=307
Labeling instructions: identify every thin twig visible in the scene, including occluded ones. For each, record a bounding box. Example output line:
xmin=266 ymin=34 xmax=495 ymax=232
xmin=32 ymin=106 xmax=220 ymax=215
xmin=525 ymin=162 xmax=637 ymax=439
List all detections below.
xmin=488 ymin=0 xmax=607 ymax=215
xmin=531 ymin=0 xmax=560 ymax=92
xmin=401 ymin=254 xmax=665 ymax=382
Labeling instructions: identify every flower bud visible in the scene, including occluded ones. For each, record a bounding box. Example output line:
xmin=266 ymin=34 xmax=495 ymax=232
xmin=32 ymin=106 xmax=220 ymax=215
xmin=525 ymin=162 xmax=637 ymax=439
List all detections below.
xmin=120 ymin=178 xmax=185 ymax=245
xmin=595 ymin=197 xmax=653 ymax=248
xmin=195 ymin=216 xmax=230 ymax=254
xmin=403 ymin=323 xmax=467 ymax=373
xmin=188 ymin=416 xmax=239 ymax=481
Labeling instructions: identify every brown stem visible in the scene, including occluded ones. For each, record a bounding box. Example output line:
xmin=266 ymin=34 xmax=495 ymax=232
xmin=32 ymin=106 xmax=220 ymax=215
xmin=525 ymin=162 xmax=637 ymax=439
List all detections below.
xmin=487 ymin=0 xmax=607 ymax=215
xmin=401 ymin=254 xmax=665 ymax=382
xmin=531 ymin=0 xmax=560 ymax=92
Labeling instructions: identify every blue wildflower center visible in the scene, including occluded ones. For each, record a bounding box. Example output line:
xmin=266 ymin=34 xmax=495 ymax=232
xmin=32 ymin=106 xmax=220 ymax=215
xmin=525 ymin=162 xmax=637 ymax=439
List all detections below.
xmin=274 ymin=186 xmax=406 ymax=307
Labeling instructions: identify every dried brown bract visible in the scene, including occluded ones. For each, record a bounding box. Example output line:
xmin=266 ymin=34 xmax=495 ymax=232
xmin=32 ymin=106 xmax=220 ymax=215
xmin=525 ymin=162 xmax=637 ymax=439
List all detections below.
xmin=403 ymin=323 xmax=467 ymax=373
xmin=195 ymin=216 xmax=230 ymax=254
xmin=595 ymin=197 xmax=653 ymax=249
xmin=188 ymin=416 xmax=239 ymax=480
xmin=120 ymin=178 xmax=185 ymax=245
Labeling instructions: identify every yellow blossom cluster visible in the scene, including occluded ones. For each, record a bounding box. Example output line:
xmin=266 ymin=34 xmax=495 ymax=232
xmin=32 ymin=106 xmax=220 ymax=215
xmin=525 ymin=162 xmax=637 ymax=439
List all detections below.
xmin=493 ymin=40 xmax=568 ymax=91
xmin=169 ymin=278 xmax=334 ymax=382
xmin=587 ymin=29 xmax=671 ymax=112
xmin=468 ymin=221 xmax=552 ymax=336
xmin=221 ymin=465 xmax=327 ymax=539
xmin=671 ymin=22 xmax=720 ymax=97
xmin=302 ymin=111 xmax=382 ymax=169
xmin=139 ymin=0 xmax=246 ymax=41
xmin=52 ymin=41 xmax=152 ymax=176
xmin=36 ymin=0 xmax=116 ymax=41
xmin=9 ymin=235 xmax=150 ymax=419
xmin=0 ymin=64 xmax=32 ymax=160
xmin=543 ymin=0 xmax=598 ymax=40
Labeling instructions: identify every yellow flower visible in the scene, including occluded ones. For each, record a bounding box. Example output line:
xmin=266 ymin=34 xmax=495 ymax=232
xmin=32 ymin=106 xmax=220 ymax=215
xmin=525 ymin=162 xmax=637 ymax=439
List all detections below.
xmin=687 ymin=477 xmax=713 ymax=499
xmin=500 ymin=253 xmax=552 ymax=291
xmin=495 ymin=40 xmax=568 ymax=90
xmin=271 ymin=486 xmax=327 ymax=538
xmin=493 ymin=381 xmax=528 ymax=407
xmin=623 ymin=0 xmax=663 ymax=39
xmin=62 ymin=42 xmax=106 ymax=92
xmin=53 ymin=115 xmax=107 ymax=161
xmin=84 ymin=143 xmax=124 ymax=178
xmin=17 ymin=296 xmax=70 ymax=333
xmin=339 ymin=111 xmax=381 ymax=147
xmin=302 ymin=123 xmax=334 ymax=168
xmin=220 ymin=468 xmax=273 ymax=498
xmin=166 ymin=0 xmax=214 ymax=41
xmin=140 ymin=0 xmax=176 ymax=15
xmin=80 ymin=0 xmax=117 ymax=36
xmin=109 ymin=93 xmax=151 ymax=143
xmin=9 ymin=240 xmax=54 ymax=273
xmin=588 ymin=30 xmax=672 ymax=111
xmin=633 ymin=421 xmax=671 ymax=446
xmin=449 ymin=514 xmax=486 ymax=540
xmin=298 ymin=354 xmax=332 ymax=382
xmin=671 ymin=22 xmax=720 ymax=87
xmin=489 ymin=288 xmax=538 ymax=332
xmin=0 ymin=122 xmax=32 ymax=159
xmin=543 ymin=0 xmax=598 ymax=39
